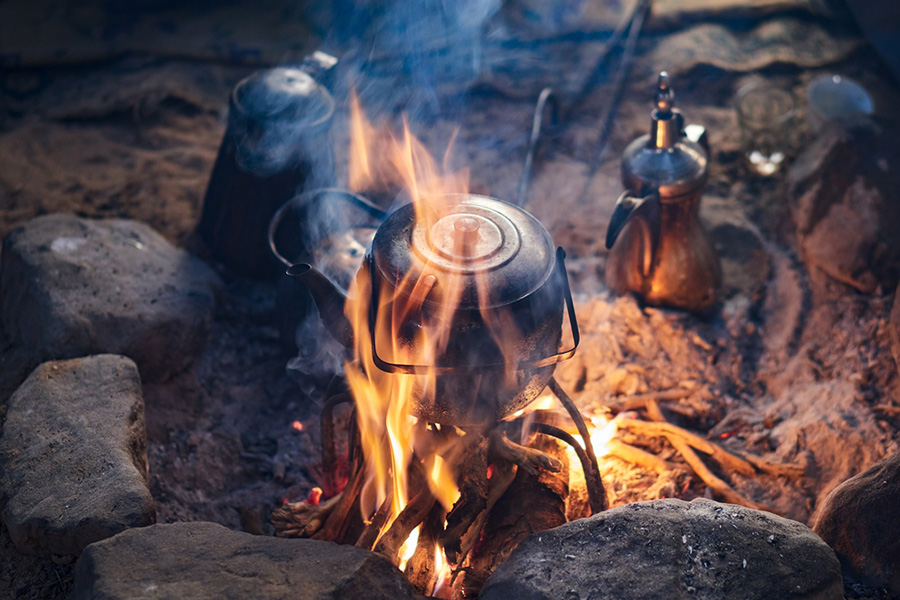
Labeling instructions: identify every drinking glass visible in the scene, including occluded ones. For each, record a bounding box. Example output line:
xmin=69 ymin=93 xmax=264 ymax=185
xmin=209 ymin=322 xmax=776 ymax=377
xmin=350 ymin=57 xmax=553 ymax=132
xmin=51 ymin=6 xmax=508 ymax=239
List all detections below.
xmin=734 ymin=84 xmax=796 ymax=176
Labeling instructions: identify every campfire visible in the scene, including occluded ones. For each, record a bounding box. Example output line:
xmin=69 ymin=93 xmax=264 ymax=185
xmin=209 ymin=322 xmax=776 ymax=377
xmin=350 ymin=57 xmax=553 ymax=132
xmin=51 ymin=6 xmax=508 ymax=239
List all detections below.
xmin=270 ymin=99 xmax=611 ymax=598
xmin=267 ymin=96 xmax=804 ymax=598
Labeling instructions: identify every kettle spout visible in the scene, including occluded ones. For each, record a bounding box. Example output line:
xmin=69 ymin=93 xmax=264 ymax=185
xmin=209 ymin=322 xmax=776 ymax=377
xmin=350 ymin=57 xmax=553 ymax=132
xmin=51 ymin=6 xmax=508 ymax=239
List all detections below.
xmin=286 ymin=264 xmax=354 ymax=348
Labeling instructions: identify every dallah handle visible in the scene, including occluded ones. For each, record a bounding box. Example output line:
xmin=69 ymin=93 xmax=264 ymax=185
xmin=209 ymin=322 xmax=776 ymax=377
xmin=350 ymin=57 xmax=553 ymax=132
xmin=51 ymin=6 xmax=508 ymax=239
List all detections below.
xmin=605 ymin=190 xmax=661 ymax=277
xmin=369 ymin=247 xmax=580 ymax=375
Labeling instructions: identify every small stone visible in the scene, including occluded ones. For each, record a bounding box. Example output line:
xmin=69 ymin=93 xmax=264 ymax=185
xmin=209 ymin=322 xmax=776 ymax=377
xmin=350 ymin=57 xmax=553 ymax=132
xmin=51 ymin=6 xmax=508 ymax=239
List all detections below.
xmin=813 ymin=452 xmax=900 ymax=593
xmin=0 ymin=214 xmax=222 ymax=382
xmin=481 ymin=498 xmax=843 ymax=600
xmin=0 ymin=355 xmax=155 ymax=557
xmin=73 ymin=521 xmax=417 ymax=600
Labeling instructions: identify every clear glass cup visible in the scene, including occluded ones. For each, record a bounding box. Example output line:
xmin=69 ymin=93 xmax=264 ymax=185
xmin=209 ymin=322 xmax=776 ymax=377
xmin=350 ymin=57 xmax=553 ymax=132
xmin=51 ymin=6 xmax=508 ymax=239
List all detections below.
xmin=734 ymin=84 xmax=796 ymax=176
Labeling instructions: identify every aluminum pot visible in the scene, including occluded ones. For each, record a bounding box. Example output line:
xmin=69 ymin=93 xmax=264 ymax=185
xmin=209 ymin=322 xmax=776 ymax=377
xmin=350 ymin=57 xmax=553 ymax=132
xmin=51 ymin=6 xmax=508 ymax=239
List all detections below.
xmin=289 ymin=194 xmax=579 ymax=425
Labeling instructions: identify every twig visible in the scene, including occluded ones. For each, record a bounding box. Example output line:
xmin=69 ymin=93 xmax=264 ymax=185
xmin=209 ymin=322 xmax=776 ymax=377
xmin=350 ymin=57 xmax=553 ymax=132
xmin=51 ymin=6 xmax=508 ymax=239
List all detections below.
xmin=549 ymin=377 xmax=608 ymax=513
xmin=617 ymin=417 xmax=756 ymax=477
xmin=607 ymin=387 xmax=694 ymax=411
xmin=489 ymin=430 xmax=562 ymax=476
xmin=644 ymin=399 xmax=774 ymax=513
xmin=271 ymin=493 xmax=343 ymax=537
xmin=529 ymin=422 xmax=608 ymax=512
xmin=737 ymin=452 xmax=805 ymax=478
xmin=606 ymin=439 xmax=672 ymax=474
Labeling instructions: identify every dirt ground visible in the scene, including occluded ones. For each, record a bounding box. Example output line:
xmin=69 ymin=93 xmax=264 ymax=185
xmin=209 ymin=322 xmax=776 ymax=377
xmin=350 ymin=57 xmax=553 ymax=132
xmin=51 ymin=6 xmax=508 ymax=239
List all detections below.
xmin=1 ymin=1 xmax=900 ymax=598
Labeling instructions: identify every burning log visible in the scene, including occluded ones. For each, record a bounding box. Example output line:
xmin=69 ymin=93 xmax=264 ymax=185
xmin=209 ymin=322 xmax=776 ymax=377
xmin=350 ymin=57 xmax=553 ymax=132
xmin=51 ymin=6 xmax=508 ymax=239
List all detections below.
xmin=440 ymin=434 xmax=490 ymax=565
xmin=374 ymin=486 xmax=437 ymax=564
xmin=455 ymin=433 xmax=570 ymax=599
xmin=405 ymin=503 xmax=447 ymax=596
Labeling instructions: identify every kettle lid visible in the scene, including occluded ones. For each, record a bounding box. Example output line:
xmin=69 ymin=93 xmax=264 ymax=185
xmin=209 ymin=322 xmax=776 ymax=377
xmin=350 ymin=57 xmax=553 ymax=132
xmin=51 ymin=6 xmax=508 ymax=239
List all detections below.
xmin=371 ymin=194 xmax=556 ymax=310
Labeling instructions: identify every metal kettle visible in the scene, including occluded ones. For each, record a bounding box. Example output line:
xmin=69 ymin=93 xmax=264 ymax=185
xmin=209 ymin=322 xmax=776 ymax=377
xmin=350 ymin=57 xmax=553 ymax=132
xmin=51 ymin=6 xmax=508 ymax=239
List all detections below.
xmin=605 ymin=72 xmax=721 ymax=313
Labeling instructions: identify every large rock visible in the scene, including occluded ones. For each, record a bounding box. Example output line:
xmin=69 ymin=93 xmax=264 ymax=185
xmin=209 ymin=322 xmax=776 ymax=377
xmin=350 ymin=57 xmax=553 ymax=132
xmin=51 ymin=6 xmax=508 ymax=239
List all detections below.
xmin=813 ymin=452 xmax=900 ymax=593
xmin=73 ymin=521 xmax=417 ymax=600
xmin=0 ymin=214 xmax=222 ymax=382
xmin=481 ymin=498 xmax=843 ymax=600
xmin=0 ymin=355 xmax=155 ymax=558
xmin=891 ymin=285 xmax=900 ymax=374
xmin=787 ymin=119 xmax=900 ymax=293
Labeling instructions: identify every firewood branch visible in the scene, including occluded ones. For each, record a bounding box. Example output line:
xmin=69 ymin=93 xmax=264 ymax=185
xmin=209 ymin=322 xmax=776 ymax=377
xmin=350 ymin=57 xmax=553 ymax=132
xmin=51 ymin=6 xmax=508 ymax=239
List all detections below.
xmin=489 ymin=430 xmax=561 ymax=476
xmin=271 ymin=493 xmax=343 ymax=538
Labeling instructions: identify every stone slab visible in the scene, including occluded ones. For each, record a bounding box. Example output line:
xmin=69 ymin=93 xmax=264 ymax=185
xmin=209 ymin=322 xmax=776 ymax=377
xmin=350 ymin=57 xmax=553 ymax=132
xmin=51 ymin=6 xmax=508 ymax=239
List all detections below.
xmin=73 ymin=521 xmax=417 ymax=600
xmin=0 ymin=355 xmax=155 ymax=558
xmin=0 ymin=214 xmax=222 ymax=382
xmin=481 ymin=498 xmax=843 ymax=600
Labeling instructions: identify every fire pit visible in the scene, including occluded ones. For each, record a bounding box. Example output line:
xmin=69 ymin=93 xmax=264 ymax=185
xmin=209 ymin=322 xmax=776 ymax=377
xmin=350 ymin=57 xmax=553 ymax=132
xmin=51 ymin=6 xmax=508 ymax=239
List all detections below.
xmin=1 ymin=1 xmax=900 ymax=599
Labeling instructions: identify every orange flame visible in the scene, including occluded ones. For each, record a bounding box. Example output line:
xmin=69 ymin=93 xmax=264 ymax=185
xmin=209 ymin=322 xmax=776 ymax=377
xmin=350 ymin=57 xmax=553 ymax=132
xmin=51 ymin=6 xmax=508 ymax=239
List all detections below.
xmin=345 ymin=98 xmax=470 ymax=535
xmin=343 ymin=95 xmax=556 ymax=589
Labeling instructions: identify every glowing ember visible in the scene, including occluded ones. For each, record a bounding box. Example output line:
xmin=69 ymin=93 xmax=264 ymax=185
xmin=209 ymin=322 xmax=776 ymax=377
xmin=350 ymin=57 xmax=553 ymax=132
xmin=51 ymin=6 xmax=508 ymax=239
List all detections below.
xmin=291 ymin=420 xmax=304 ymax=432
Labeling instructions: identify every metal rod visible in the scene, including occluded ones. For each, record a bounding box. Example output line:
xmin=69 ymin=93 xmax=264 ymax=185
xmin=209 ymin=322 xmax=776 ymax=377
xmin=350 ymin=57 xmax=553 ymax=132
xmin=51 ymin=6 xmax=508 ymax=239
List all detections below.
xmin=516 ymin=87 xmax=558 ymax=207
xmin=577 ymin=0 xmax=653 ymax=204
xmin=548 ymin=377 xmax=608 ymax=512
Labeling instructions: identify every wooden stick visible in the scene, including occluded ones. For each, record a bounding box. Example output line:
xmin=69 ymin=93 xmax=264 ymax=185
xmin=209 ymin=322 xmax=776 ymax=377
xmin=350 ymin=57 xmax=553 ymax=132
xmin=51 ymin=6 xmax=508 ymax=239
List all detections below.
xmin=441 ymin=434 xmax=489 ymax=564
xmin=356 ymin=489 xmax=393 ymax=551
xmin=529 ymin=422 xmax=608 ymax=513
xmin=321 ymin=392 xmax=354 ymax=497
xmin=605 ymin=439 xmax=672 ymax=474
xmin=374 ymin=487 xmax=437 ymax=565
xmin=489 ymin=430 xmax=561 ymax=476
xmin=455 ymin=460 xmax=517 ymax=568
xmin=548 ymin=377 xmax=608 ymax=513
xmin=607 ymin=387 xmax=694 ymax=411
xmin=665 ymin=433 xmax=773 ymax=512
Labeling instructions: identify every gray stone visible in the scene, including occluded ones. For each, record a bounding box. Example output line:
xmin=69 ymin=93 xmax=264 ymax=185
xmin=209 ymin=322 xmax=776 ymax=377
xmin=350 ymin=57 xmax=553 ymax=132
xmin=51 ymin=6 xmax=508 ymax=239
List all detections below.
xmin=481 ymin=498 xmax=843 ymax=600
xmin=73 ymin=521 xmax=417 ymax=600
xmin=813 ymin=452 xmax=900 ymax=593
xmin=0 ymin=355 xmax=155 ymax=558
xmin=0 ymin=214 xmax=222 ymax=382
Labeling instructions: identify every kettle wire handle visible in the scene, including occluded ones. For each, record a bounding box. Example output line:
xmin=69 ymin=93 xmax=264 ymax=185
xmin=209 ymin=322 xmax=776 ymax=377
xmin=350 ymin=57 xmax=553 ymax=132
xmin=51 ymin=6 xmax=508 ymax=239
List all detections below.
xmin=369 ymin=247 xmax=580 ymax=375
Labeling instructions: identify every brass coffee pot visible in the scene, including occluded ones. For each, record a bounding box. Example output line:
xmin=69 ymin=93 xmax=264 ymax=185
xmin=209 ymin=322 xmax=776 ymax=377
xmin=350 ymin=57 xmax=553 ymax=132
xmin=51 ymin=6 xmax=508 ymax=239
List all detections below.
xmin=605 ymin=72 xmax=721 ymax=313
